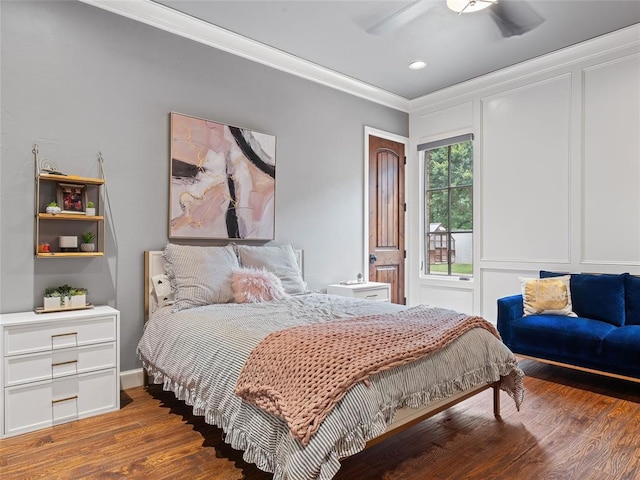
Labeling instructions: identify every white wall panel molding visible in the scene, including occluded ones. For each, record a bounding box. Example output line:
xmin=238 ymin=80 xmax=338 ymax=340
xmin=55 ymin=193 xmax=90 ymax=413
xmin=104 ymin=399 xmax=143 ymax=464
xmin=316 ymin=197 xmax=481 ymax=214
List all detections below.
xmin=415 ymin=102 xmax=474 ymax=142
xmin=580 ymin=260 xmax=640 ymax=269
xmin=417 ymin=284 xmax=474 ymax=315
xmin=581 ymin=53 xmax=640 ymax=264
xmin=409 ymin=24 xmax=638 ymax=315
xmin=410 ymin=25 xmax=640 ymax=115
xmin=480 ymin=256 xmax=573 ymax=264
xmin=79 ymin=0 xmax=410 ymax=112
xmin=480 ymin=267 xmax=538 ymax=323
xmin=480 ymin=74 xmax=573 ymax=264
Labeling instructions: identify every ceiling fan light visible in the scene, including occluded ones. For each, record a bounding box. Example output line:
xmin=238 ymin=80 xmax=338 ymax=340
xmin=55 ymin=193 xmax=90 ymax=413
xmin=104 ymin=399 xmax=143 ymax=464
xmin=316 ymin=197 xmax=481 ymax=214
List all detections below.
xmin=447 ymin=0 xmax=494 ymax=14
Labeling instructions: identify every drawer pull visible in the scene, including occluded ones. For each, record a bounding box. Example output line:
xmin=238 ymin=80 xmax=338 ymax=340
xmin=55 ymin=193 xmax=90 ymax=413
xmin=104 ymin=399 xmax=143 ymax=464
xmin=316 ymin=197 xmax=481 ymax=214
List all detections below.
xmin=52 ymin=360 xmax=78 ymax=367
xmin=52 ymin=395 xmax=78 ymax=404
xmin=51 ymin=332 xmax=79 ymax=349
xmin=365 ymin=294 xmax=379 ymax=298
xmin=51 ymin=332 xmax=78 ymax=338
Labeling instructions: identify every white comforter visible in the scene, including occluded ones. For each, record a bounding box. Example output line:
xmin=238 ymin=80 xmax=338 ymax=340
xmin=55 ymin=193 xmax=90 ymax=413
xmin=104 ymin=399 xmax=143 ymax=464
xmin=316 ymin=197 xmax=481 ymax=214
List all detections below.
xmin=137 ymin=293 xmax=524 ymax=480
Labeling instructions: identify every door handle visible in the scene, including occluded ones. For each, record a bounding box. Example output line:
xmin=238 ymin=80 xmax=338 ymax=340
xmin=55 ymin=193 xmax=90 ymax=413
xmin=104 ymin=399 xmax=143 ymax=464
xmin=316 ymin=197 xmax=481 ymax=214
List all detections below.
xmin=369 ymin=254 xmax=377 ymax=264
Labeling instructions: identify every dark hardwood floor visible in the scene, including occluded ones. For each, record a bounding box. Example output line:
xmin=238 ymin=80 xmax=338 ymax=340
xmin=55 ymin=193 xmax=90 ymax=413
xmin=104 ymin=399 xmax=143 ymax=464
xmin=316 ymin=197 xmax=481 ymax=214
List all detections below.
xmin=1 ymin=359 xmax=639 ymax=479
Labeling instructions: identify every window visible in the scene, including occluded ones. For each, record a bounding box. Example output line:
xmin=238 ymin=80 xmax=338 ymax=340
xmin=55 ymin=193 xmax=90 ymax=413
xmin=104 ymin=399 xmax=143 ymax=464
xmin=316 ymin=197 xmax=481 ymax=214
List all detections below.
xmin=420 ymin=134 xmax=473 ymax=277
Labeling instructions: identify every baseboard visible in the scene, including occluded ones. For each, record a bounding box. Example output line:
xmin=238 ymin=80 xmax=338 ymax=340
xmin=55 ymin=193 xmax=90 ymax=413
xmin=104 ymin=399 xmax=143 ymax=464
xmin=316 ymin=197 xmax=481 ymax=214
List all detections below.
xmin=120 ymin=368 xmax=145 ymax=390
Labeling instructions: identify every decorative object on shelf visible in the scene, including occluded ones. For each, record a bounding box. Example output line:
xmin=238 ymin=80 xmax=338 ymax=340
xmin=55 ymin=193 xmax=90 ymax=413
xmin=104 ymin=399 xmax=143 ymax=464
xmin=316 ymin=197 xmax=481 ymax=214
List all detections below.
xmin=169 ymin=112 xmax=276 ymax=240
xmin=37 ymin=149 xmax=66 ymax=176
xmin=41 ymin=284 xmax=89 ymax=312
xmin=38 ymin=243 xmax=51 ymax=253
xmin=85 ymin=201 xmax=96 ymax=216
xmin=45 ymin=202 xmax=61 ymax=215
xmin=80 ymin=231 xmax=96 ymax=252
xmin=59 ymin=235 xmax=78 ymax=252
xmin=57 ymin=183 xmax=86 ymax=214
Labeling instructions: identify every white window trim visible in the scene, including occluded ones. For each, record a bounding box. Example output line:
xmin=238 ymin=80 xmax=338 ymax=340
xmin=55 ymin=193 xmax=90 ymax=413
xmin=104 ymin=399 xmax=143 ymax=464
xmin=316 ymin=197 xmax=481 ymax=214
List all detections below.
xmin=419 ymin=131 xmax=476 ymax=283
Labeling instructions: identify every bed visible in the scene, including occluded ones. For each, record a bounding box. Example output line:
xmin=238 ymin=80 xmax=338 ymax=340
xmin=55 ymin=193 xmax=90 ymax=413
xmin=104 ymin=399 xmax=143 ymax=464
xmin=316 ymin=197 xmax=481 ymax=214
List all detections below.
xmin=138 ymin=245 xmax=524 ymax=480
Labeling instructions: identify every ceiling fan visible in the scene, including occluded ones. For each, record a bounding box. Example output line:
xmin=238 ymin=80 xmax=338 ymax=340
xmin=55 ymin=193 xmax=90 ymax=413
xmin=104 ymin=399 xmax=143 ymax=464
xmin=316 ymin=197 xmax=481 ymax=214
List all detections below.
xmin=367 ymin=0 xmax=545 ymax=38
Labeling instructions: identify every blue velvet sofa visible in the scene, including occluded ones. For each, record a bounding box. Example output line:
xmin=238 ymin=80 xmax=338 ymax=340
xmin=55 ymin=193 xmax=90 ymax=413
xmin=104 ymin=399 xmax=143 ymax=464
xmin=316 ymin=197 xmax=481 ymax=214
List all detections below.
xmin=497 ymin=272 xmax=640 ymax=382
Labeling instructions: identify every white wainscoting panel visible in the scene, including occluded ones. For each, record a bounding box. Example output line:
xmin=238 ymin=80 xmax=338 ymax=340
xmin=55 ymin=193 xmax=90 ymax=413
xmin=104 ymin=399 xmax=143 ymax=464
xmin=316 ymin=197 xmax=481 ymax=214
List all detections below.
xmin=582 ymin=54 xmax=640 ymax=265
xmin=481 ymin=75 xmax=572 ymax=263
xmin=480 ymin=268 xmax=537 ymax=325
xmin=415 ymin=102 xmax=473 ymax=141
xmin=418 ymin=284 xmax=474 ymax=315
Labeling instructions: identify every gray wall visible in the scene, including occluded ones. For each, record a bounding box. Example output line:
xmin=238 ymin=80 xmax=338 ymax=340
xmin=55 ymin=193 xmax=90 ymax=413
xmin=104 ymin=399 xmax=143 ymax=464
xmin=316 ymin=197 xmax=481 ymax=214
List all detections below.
xmin=0 ymin=1 xmax=408 ymax=371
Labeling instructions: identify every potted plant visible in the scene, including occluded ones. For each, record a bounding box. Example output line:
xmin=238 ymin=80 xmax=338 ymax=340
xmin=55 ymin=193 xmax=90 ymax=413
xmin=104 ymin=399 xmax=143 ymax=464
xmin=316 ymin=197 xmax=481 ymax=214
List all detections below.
xmin=56 ymin=284 xmax=73 ymax=308
xmin=43 ymin=284 xmax=88 ymax=309
xmin=69 ymin=287 xmax=88 ymax=308
xmin=80 ymin=231 xmax=96 ymax=252
xmin=85 ymin=201 xmax=96 ymax=216
xmin=43 ymin=287 xmax=63 ymax=310
xmin=45 ymin=201 xmax=61 ymax=215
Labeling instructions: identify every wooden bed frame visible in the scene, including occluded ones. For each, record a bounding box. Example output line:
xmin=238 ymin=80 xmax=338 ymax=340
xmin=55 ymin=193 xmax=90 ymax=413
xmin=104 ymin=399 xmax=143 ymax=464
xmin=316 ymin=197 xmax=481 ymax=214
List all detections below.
xmin=143 ymin=250 xmax=501 ymax=451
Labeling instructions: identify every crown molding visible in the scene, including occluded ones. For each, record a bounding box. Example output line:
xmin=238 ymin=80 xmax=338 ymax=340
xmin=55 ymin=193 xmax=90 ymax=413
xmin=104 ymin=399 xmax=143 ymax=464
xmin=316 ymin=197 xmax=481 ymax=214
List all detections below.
xmin=409 ymin=23 xmax=640 ymax=113
xmin=78 ymin=0 xmax=410 ymax=113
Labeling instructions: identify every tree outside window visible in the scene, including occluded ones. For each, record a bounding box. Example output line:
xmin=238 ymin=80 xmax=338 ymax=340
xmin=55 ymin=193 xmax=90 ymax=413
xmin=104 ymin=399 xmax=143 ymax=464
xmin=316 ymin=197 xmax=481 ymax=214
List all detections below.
xmin=423 ymin=137 xmax=473 ymax=276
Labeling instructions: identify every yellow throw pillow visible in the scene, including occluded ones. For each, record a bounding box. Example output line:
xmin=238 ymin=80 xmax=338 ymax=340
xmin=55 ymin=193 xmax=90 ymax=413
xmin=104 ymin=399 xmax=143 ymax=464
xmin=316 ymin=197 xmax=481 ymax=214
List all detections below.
xmin=520 ymin=275 xmax=577 ymax=317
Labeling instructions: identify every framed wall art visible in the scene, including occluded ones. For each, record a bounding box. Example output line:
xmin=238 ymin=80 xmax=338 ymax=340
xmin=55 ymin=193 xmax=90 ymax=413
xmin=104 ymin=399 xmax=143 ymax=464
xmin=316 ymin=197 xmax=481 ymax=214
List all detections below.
xmin=57 ymin=183 xmax=86 ymax=214
xmin=169 ymin=112 xmax=276 ymax=240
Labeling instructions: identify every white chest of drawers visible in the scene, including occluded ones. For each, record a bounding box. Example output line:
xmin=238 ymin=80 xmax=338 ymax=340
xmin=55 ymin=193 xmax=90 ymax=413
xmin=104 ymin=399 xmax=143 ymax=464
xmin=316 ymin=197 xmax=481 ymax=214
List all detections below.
xmin=0 ymin=306 xmax=120 ymax=438
xmin=326 ymin=282 xmax=391 ymax=302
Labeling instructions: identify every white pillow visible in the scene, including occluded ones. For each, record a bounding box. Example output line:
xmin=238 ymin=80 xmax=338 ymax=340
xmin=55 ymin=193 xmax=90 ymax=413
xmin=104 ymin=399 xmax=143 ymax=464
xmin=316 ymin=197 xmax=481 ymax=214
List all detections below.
xmin=163 ymin=244 xmax=240 ymax=311
xmin=520 ymin=275 xmax=577 ymax=317
xmin=236 ymin=244 xmax=307 ymax=295
xmin=151 ymin=273 xmax=174 ymax=308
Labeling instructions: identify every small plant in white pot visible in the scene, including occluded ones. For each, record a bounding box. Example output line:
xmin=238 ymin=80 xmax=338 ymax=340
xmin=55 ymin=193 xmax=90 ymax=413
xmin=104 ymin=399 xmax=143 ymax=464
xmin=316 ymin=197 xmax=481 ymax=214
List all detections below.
xmin=85 ymin=201 xmax=96 ymax=216
xmin=80 ymin=231 xmax=96 ymax=252
xmin=69 ymin=287 xmax=88 ymax=308
xmin=43 ymin=287 xmax=63 ymax=310
xmin=46 ymin=201 xmax=61 ymax=215
xmin=56 ymin=284 xmax=74 ymax=308
xmin=44 ymin=284 xmax=88 ymax=309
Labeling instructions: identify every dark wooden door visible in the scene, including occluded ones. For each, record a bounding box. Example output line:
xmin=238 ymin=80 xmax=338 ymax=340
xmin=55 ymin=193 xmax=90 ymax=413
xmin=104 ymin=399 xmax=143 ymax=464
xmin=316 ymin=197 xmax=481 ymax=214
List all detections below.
xmin=368 ymin=135 xmax=405 ymax=304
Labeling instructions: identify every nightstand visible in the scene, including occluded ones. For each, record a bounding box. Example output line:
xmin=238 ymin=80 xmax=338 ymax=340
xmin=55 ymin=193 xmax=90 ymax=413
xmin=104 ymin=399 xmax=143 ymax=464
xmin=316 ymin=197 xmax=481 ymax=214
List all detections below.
xmin=0 ymin=306 xmax=120 ymax=438
xmin=327 ymin=282 xmax=391 ymax=302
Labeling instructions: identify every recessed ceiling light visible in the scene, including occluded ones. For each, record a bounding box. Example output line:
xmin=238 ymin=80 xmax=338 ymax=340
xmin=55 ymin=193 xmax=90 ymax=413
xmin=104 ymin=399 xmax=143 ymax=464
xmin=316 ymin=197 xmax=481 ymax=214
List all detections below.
xmin=409 ymin=61 xmax=427 ymax=70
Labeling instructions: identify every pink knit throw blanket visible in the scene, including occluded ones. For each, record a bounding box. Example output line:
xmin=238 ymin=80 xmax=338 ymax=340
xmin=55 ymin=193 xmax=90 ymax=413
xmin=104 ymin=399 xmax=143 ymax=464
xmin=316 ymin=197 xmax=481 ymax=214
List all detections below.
xmin=235 ymin=305 xmax=501 ymax=445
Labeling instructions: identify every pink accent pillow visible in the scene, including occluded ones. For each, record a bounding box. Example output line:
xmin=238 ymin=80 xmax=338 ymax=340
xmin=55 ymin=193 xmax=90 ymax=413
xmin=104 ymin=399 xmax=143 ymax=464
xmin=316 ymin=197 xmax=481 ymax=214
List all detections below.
xmin=231 ymin=267 xmax=288 ymax=303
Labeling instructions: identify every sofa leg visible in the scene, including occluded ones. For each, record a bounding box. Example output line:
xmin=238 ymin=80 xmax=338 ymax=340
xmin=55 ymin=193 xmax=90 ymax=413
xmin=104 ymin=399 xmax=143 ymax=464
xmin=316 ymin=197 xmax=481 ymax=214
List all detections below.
xmin=493 ymin=383 xmax=501 ymax=417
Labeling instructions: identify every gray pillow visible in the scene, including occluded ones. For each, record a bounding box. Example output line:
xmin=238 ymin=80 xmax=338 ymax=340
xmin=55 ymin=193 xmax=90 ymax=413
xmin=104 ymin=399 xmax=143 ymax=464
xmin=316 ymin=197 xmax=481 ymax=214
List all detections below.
xmin=236 ymin=244 xmax=306 ymax=295
xmin=163 ymin=244 xmax=239 ymax=311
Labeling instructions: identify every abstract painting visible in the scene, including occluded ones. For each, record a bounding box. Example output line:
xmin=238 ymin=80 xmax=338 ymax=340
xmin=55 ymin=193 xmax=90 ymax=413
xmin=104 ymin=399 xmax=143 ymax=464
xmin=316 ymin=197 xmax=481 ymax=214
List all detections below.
xmin=169 ymin=112 xmax=276 ymax=240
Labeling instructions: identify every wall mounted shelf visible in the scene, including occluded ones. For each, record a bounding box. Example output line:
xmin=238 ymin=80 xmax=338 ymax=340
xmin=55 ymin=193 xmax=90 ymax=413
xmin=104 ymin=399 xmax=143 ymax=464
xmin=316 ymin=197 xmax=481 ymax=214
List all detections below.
xmin=38 ymin=213 xmax=105 ymax=221
xmin=34 ymin=145 xmax=105 ymax=258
